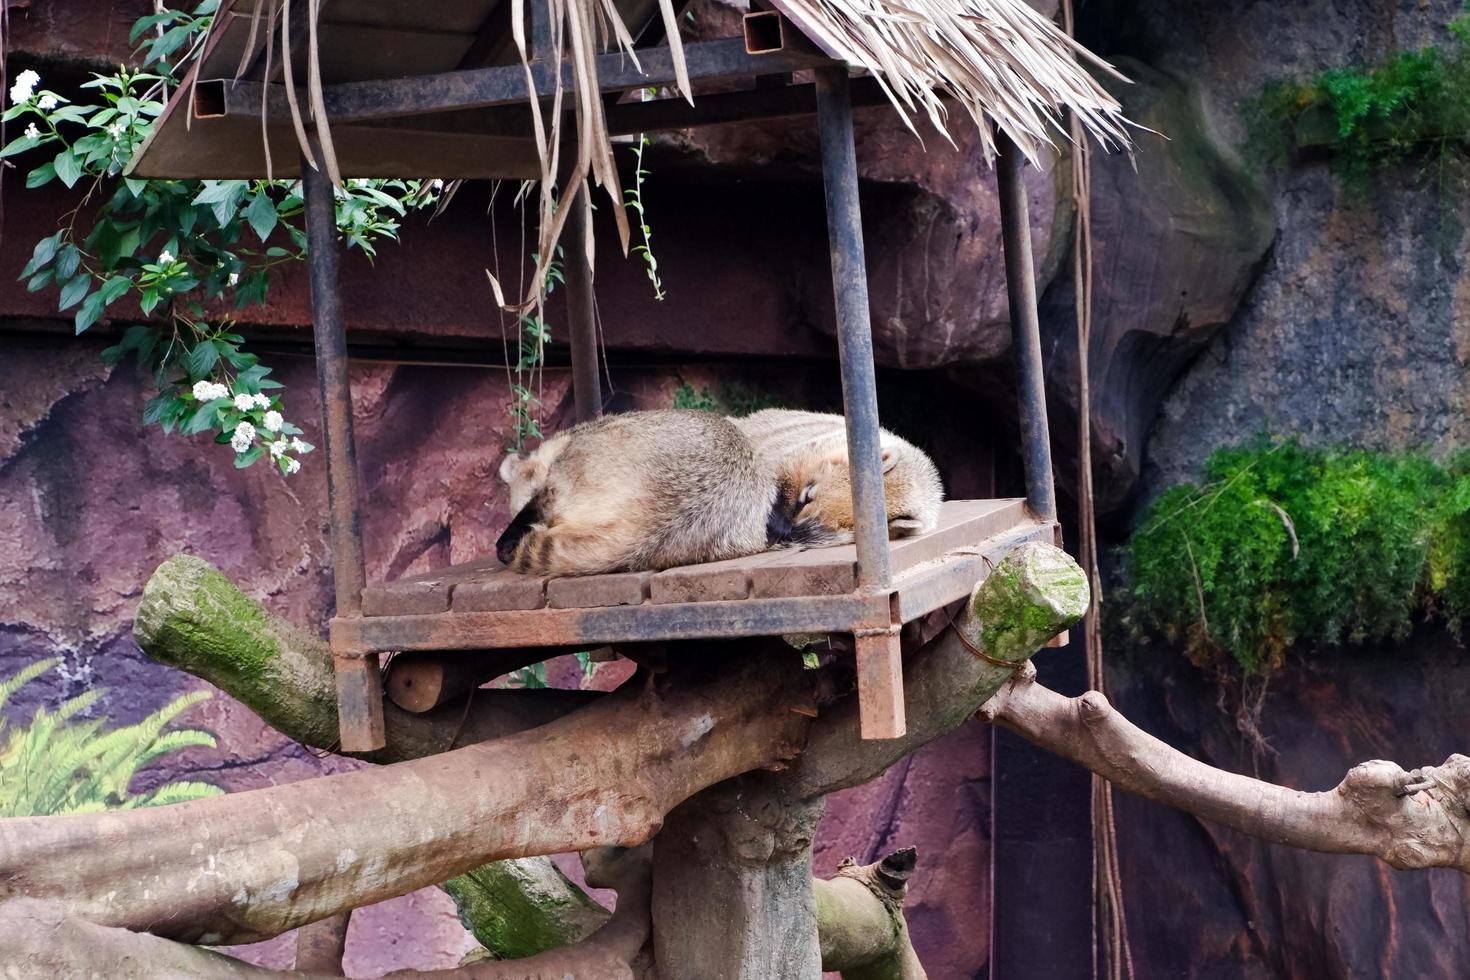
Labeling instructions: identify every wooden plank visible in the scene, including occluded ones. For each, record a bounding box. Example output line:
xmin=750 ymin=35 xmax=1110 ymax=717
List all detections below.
xmin=332 ymin=591 xmax=892 ymax=655
xmin=453 ymin=568 xmax=548 ymax=612
xmin=649 ymin=549 xmax=789 ymax=604
xmin=887 ymin=498 xmax=1027 ymax=573
xmin=855 ymin=629 xmax=905 ymax=739
xmin=362 ymin=555 xmax=503 ymax=616
xmin=749 ymin=546 xmax=859 ymax=598
xmin=334 ymin=653 xmax=386 ymax=752
xmin=547 ymin=572 xmax=651 ymax=609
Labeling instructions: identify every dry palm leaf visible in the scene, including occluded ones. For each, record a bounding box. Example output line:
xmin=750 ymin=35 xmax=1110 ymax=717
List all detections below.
xmin=251 ymin=0 xmax=1125 ymax=313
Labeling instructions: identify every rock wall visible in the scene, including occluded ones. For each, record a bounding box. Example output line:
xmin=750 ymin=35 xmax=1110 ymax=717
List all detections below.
xmin=1100 ymin=1 xmax=1470 ymax=977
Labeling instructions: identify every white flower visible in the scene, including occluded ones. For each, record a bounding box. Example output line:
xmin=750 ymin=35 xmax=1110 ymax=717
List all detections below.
xmin=285 ymin=458 xmax=301 ymax=475
xmin=23 ymin=123 xmax=39 ymax=140
xmin=192 ymin=380 xmax=220 ymax=401
xmin=157 ymin=249 xmax=175 ymax=265
xmin=227 ymin=272 xmax=239 ymax=287
xmin=429 ymin=179 xmax=444 ymax=190
xmin=230 ymin=420 xmax=256 ymax=453
xmin=107 ymin=120 xmax=126 ymax=138
xmin=233 ymin=392 xmax=256 ymax=411
xmin=37 ymin=95 xmax=56 ymax=111
xmin=262 ymin=410 xmax=283 ymax=432
xmin=269 ymin=439 xmax=289 ymax=458
xmin=252 ymin=393 xmax=271 ymax=410
xmin=290 ymin=437 xmax=309 ymax=453
xmin=9 ymin=69 xmax=39 ymax=105
xmin=350 ymin=178 xmax=370 ymax=187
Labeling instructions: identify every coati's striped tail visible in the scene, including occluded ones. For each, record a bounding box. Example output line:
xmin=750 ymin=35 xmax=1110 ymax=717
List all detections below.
xmin=506 ymin=525 xmax=621 ymax=577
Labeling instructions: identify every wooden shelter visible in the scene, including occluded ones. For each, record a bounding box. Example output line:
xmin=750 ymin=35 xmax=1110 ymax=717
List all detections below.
xmin=130 ymin=0 xmax=1127 ymax=752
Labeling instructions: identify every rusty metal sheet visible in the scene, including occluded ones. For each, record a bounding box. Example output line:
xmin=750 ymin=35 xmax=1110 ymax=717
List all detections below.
xmin=333 ymin=653 xmax=386 ymax=751
xmin=547 ymin=571 xmax=650 ymax=609
xmin=854 ymin=628 xmax=905 ymax=740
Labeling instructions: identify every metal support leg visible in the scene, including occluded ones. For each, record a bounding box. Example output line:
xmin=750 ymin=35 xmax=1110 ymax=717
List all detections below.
xmin=563 ymin=195 xmax=602 ymax=423
xmin=996 ymin=131 xmax=1058 ymax=524
xmin=303 ymin=150 xmax=384 ymax=752
xmin=815 ymin=67 xmax=903 ymax=740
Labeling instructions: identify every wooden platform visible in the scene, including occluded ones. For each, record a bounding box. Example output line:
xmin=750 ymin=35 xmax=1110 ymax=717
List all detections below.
xmin=333 ymin=499 xmax=1048 ymax=654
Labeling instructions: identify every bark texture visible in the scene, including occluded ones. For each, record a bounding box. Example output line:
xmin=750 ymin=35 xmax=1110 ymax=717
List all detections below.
xmin=982 ymin=665 xmax=1470 ymax=873
xmin=652 ymin=776 xmax=826 ymax=980
xmin=0 ymin=644 xmax=811 ymax=942
xmin=814 ymin=851 xmax=925 ymax=980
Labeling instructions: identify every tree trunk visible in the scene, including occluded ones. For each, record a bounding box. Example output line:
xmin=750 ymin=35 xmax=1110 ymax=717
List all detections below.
xmin=652 ymin=775 xmax=825 ymax=980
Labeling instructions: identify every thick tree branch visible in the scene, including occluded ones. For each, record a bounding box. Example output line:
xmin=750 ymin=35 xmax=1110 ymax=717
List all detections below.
xmin=0 ymin=849 xmax=653 ymax=980
xmin=789 ymin=540 xmax=1089 ymax=797
xmin=982 ymin=665 xmax=1470 ymax=873
xmin=0 ymin=646 xmax=811 ymax=943
xmin=815 ymin=850 xmax=925 ymax=980
xmin=134 ymin=555 xmax=594 ymax=764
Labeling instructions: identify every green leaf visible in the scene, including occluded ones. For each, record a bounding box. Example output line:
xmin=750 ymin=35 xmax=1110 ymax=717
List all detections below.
xmin=183 ymin=399 xmax=223 ymax=435
xmin=99 ymin=276 xmax=133 ymax=305
xmin=0 ymin=133 xmax=42 ymax=158
xmin=75 ymin=293 xmax=106 ymax=335
xmin=233 ymin=444 xmax=265 ymax=468
xmin=20 ymin=232 xmax=63 ymax=277
xmin=184 ymin=340 xmax=219 ymax=380
xmin=139 ymin=287 xmax=161 ymax=316
xmin=25 ymin=162 xmax=56 ymax=188
xmin=54 ymin=244 xmax=81 ymax=281
xmin=26 ymin=269 xmax=54 ymax=293
xmin=53 ymin=149 xmax=83 ymax=189
xmin=244 ymin=192 xmax=278 ymax=242
xmin=58 ymin=274 xmax=91 ymax=312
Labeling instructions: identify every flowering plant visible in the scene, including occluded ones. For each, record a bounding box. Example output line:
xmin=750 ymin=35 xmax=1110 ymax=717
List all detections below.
xmin=2 ymin=1 xmax=433 ymax=474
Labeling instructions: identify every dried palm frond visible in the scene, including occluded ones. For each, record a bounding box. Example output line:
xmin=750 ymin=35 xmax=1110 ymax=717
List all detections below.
xmin=770 ymin=0 xmax=1130 ymax=164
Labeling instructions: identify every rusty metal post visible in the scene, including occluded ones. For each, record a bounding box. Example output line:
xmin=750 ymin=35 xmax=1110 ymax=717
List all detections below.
xmin=815 ymin=66 xmax=903 ymax=740
xmin=996 ymin=131 xmax=1058 ymax=523
xmin=303 ymin=149 xmax=384 ymax=752
xmin=563 ymin=196 xmax=602 ymax=423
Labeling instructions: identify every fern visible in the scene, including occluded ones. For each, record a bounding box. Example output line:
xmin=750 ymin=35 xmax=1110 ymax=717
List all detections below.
xmin=0 ymin=660 xmax=223 ymax=817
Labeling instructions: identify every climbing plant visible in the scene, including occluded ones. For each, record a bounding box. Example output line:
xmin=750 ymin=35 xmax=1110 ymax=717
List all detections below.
xmin=1126 ymin=440 xmax=1470 ymax=674
xmin=1249 ymin=6 xmax=1470 ymax=187
xmin=2 ymin=1 xmax=436 ymax=474
xmin=0 ymin=658 xmax=222 ymax=817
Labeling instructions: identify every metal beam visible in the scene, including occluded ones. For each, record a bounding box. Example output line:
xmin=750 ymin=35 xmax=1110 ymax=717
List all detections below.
xmin=562 ymin=191 xmax=603 ymax=423
xmin=814 ymin=67 xmax=891 ymax=592
xmin=996 ymin=130 xmax=1058 ymax=522
xmin=196 ymin=39 xmax=834 ymax=125
xmin=304 ymin=148 xmax=384 ymax=753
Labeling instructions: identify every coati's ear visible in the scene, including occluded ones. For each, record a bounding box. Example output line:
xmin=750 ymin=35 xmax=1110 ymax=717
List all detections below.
xmin=889 ymin=516 xmax=926 ymax=538
xmin=498 ymin=452 xmax=535 ymax=486
xmin=881 ymin=446 xmax=900 ymax=474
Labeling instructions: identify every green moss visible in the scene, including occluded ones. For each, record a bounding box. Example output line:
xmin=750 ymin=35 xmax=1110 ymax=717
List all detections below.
xmin=671 ymin=381 xmax=782 ymax=417
xmin=1247 ymin=6 xmax=1470 ymax=191
xmin=443 ymin=857 xmax=607 ymax=958
xmin=970 ymin=544 xmax=1088 ymax=663
xmin=1126 ymin=439 xmax=1470 ymax=674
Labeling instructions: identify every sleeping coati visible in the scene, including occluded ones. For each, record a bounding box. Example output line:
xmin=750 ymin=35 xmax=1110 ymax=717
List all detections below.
xmin=495 ymin=409 xmax=944 ymax=577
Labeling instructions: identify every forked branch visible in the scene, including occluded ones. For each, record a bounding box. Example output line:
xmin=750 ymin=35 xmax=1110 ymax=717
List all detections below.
xmin=982 ymin=665 xmax=1470 ymax=873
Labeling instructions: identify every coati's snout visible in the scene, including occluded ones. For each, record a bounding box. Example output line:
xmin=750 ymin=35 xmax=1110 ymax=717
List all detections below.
xmin=496 ymin=500 xmax=541 ymax=566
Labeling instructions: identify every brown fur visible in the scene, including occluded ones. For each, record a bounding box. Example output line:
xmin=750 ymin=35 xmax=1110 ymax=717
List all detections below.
xmin=732 ymin=409 xmax=944 ymax=549
xmin=496 ymin=411 xmax=781 ymax=577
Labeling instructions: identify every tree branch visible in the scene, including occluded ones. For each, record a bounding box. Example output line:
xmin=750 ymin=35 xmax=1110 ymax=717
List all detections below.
xmin=134 ymin=555 xmax=594 ymax=764
xmin=982 ymin=665 xmax=1470 ymax=873
xmin=815 ymin=849 xmax=926 ymax=980
xmin=0 ymin=644 xmax=811 ymax=943
xmin=0 ymin=848 xmax=653 ymax=980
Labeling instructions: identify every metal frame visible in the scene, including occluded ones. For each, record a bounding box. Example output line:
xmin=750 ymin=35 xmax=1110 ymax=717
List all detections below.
xmin=302 ymin=8 xmax=1057 ymax=751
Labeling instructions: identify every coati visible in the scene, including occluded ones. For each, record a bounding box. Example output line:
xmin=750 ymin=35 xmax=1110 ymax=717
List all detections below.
xmin=495 ymin=410 xmax=788 ymax=577
xmin=495 ymin=408 xmax=944 ymax=577
xmin=731 ymin=409 xmax=943 ymax=548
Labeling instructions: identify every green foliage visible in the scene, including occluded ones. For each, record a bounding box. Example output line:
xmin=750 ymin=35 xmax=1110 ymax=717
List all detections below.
xmin=0 ymin=658 xmax=222 ymax=816
xmin=671 ymin=381 xmax=781 ymax=417
xmin=624 ymin=95 xmax=665 ymax=302
xmin=1248 ymin=7 xmax=1470 ymax=187
xmin=1126 ymin=440 xmax=1470 ymax=674
xmin=4 ymin=2 xmax=436 ymax=472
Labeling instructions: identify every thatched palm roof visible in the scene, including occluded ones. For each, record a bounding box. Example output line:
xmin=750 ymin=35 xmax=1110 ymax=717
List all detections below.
xmin=131 ymin=0 xmax=1129 ymax=308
